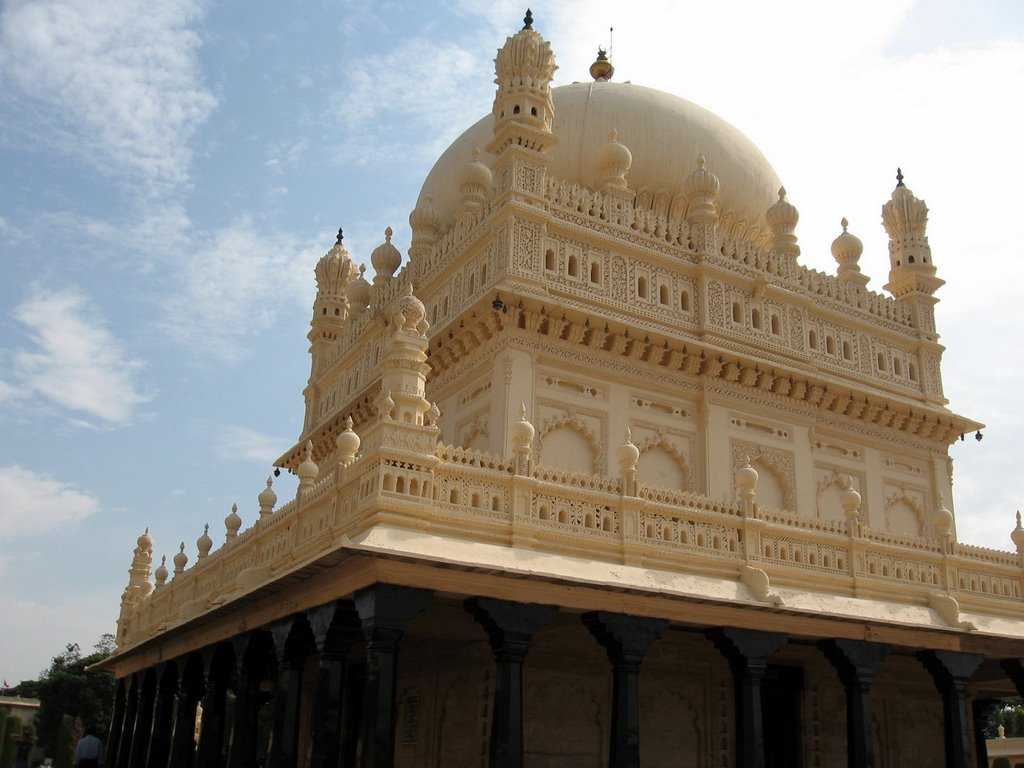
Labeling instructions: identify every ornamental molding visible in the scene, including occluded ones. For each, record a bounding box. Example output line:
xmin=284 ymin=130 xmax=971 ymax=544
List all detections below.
xmin=730 ymin=439 xmax=796 ymax=511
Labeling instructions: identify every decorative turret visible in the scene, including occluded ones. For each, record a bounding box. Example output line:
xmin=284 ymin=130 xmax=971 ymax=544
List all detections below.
xmin=735 ymin=457 xmax=758 ymax=516
xmin=258 ymin=476 xmax=277 ymax=519
xmin=154 ymin=556 xmax=168 ymax=589
xmin=617 ymin=426 xmax=640 ymax=496
xmin=224 ymin=502 xmax=242 ymax=542
xmin=460 ymin=148 xmax=493 ymax=215
xmin=173 ymin=542 xmax=188 ymax=576
xmin=488 ymin=9 xmax=558 ymax=156
xmin=297 ymin=439 xmax=320 ymax=497
xmin=309 ymin=228 xmax=357 ymax=376
xmin=683 ymin=155 xmax=720 ymax=253
xmin=379 ymin=285 xmax=433 ymax=427
xmin=511 ymin=402 xmax=535 ymax=475
xmin=408 ymin=196 xmax=440 ymax=262
xmin=765 ymin=187 xmax=799 ymax=262
xmin=599 ymin=130 xmax=631 ymax=191
xmin=196 ymin=523 xmax=212 ymax=560
xmin=336 ymin=415 xmax=360 ymax=466
xmin=370 ymin=227 xmax=402 ymax=285
xmin=1012 ymin=511 xmax=1024 ymax=554
xmin=346 ymin=264 xmax=371 ymax=313
xmin=115 ymin=528 xmax=156 ymax=645
xmin=882 ymin=169 xmax=943 ymax=336
xmin=831 ymin=218 xmax=868 ymax=286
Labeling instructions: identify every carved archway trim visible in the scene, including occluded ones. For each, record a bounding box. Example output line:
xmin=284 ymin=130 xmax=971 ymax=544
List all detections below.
xmin=636 ymin=432 xmax=691 ymax=491
xmin=538 ymin=414 xmax=604 ymax=474
xmin=884 ymin=489 xmax=926 ymax=535
xmin=731 ymin=439 xmax=796 ymax=511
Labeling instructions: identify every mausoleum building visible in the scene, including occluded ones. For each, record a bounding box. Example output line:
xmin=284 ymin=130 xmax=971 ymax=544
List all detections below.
xmin=97 ymin=11 xmax=1024 ymax=768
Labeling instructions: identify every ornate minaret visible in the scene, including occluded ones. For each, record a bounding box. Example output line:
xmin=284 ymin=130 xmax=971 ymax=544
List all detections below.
xmin=304 ymin=229 xmax=357 ymax=433
xmin=487 ymin=9 xmax=558 ymax=202
xmin=116 ymin=528 xmax=154 ymax=645
xmin=882 ymin=169 xmax=943 ymax=335
xmin=882 ymin=169 xmax=946 ymax=403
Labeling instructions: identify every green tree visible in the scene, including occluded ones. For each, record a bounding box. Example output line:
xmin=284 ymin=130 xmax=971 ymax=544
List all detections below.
xmin=33 ymin=635 xmax=116 ymax=762
xmin=0 ymin=715 xmax=20 ymax=767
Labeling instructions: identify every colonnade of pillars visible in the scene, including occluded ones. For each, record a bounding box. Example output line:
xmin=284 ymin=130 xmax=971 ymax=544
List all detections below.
xmin=104 ymin=584 xmax=1009 ymax=768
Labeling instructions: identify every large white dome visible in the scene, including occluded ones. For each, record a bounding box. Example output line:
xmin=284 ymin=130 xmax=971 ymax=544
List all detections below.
xmin=417 ymin=81 xmax=782 ymax=231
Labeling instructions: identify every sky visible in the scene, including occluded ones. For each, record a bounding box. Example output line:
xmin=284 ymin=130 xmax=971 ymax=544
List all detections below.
xmin=1 ymin=0 xmax=1023 ymax=683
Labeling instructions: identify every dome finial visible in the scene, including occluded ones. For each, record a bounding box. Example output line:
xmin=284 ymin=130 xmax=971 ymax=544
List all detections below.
xmin=896 ymin=167 xmax=904 ymax=187
xmin=590 ymin=46 xmax=614 ymax=82
xmin=523 ymin=8 xmax=533 ymax=29
xmin=335 ymin=227 xmax=344 ymax=245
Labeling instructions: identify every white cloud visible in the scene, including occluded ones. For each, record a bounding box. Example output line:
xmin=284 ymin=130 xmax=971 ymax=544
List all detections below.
xmin=160 ymin=217 xmax=324 ymax=360
xmin=214 ymin=424 xmax=288 ymax=465
xmin=10 ymin=287 xmax=151 ymax=426
xmin=0 ymin=465 xmax=99 ymax=538
xmin=0 ymin=0 xmax=216 ymax=193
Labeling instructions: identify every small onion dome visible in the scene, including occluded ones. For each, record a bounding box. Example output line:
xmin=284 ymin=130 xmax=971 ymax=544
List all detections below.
xmin=173 ymin=542 xmax=188 ymax=574
xmin=766 ymin=186 xmax=799 ymax=232
xmin=683 ymin=154 xmax=720 ymax=200
xmin=396 ymin=283 xmax=427 ymax=332
xmin=935 ymin=506 xmax=955 ymax=538
xmin=599 ymin=129 xmax=632 ymax=188
xmin=838 ymin=475 xmax=862 ymax=518
xmin=336 ymin=415 xmax=361 ymax=461
xmin=154 ymin=556 xmax=168 ymax=588
xmin=460 ymin=147 xmax=493 ymax=191
xmin=346 ymin=264 xmax=371 ymax=312
xmin=371 ymin=227 xmax=402 ymax=279
xmin=589 ymin=46 xmax=614 ymax=82
xmin=617 ymin=426 xmax=640 ymax=472
xmin=409 ymin=196 xmax=440 ymax=234
xmin=511 ymin=402 xmax=535 ymax=451
xmin=258 ymin=476 xmax=277 ymax=516
xmin=137 ymin=527 xmax=154 ymax=553
xmin=196 ymin=524 xmax=213 ymax=560
xmin=735 ymin=457 xmax=759 ymax=493
xmin=297 ymin=439 xmax=319 ymax=483
xmin=831 ymin=217 xmax=865 ymax=275
xmin=225 ymin=502 xmax=242 ymax=541
xmin=1012 ymin=511 xmax=1024 ymax=551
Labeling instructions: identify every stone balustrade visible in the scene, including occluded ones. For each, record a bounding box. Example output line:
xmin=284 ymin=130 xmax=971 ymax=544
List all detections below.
xmin=119 ymin=439 xmax=1024 ymax=651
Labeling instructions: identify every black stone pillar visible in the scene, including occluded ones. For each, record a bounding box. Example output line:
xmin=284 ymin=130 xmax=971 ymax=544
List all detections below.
xmin=584 ymin=612 xmax=668 ymax=768
xmin=918 ymin=650 xmax=984 ymax=768
xmin=340 ymin=660 xmax=366 ymax=768
xmin=467 ymin=598 xmax=558 ymax=768
xmin=225 ymin=633 xmax=260 ymax=768
xmin=128 ymin=670 xmax=157 ymax=768
xmin=267 ymin=619 xmax=307 ymax=768
xmin=307 ymin=602 xmax=361 ymax=768
xmin=195 ymin=645 xmax=231 ymax=768
xmin=971 ymin=697 xmax=997 ymax=768
xmin=115 ymin=674 xmax=141 ymax=768
xmin=145 ymin=663 xmax=177 ymax=768
xmin=168 ymin=656 xmax=204 ymax=768
xmin=819 ymin=639 xmax=888 ymax=768
xmin=709 ymin=628 xmax=787 ymax=768
xmin=354 ymin=584 xmax=432 ymax=768
xmin=105 ymin=677 xmax=127 ymax=768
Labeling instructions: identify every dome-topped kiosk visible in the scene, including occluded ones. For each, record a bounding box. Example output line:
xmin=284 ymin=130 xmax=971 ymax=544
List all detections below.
xmin=416 ymin=81 xmax=781 ymax=236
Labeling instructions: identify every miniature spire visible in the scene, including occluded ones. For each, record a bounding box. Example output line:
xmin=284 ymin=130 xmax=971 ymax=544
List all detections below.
xmin=765 ymin=187 xmax=799 ymax=261
xmin=346 ymin=263 xmax=371 ymax=313
xmin=837 ymin=474 xmax=862 ymax=524
xmin=511 ymin=401 xmax=535 ymax=475
xmin=523 ymin=8 xmax=533 ymax=29
xmin=882 ymin=168 xmax=939 ymax=294
xmin=154 ymin=555 xmax=168 ymax=589
xmin=173 ymin=542 xmax=188 ymax=575
xmin=683 ymin=154 xmax=720 ymax=225
xmin=196 ymin=523 xmax=213 ymax=560
xmin=336 ymin=227 xmax=344 ymax=244
xmin=831 ymin=217 xmax=868 ymax=286
xmin=371 ymin=226 xmax=402 ymax=283
xmin=1012 ymin=510 xmax=1024 ymax=554
xmin=460 ymin=147 xmax=494 ymax=214
xmin=258 ymin=475 xmax=277 ymax=518
xmin=599 ymin=129 xmax=631 ymax=190
xmin=617 ymin=425 xmax=640 ymax=495
xmin=225 ymin=502 xmax=242 ymax=541
xmin=336 ymin=415 xmax=361 ymax=465
xmin=896 ymin=167 xmax=904 ymax=187
xmin=297 ymin=439 xmax=320 ymax=497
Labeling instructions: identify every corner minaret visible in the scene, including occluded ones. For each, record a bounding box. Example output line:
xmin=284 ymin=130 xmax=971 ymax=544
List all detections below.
xmin=309 ymin=228 xmax=357 ymax=376
xmin=882 ymin=169 xmax=943 ymax=337
xmin=487 ymin=9 xmax=558 ymax=201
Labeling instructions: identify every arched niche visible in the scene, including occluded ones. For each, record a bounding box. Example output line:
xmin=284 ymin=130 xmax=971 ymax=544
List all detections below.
xmin=885 ymin=492 xmax=924 ymax=537
xmin=538 ymin=415 xmax=602 ymax=475
xmin=753 ymin=459 xmax=786 ymax=511
xmin=637 ymin=437 xmax=689 ymax=491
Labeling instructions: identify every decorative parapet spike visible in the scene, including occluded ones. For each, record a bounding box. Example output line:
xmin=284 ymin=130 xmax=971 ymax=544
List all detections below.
xmin=297 ymin=440 xmax=320 ymax=498
xmin=617 ymin=425 xmax=640 ymax=496
xmin=735 ymin=457 xmax=758 ymax=516
xmin=173 ymin=542 xmax=188 ymax=575
xmin=511 ymin=402 xmax=535 ymax=475
xmin=336 ymin=415 xmax=361 ymax=466
xmin=258 ymin=476 xmax=277 ymax=518
xmin=225 ymin=502 xmax=242 ymax=541
xmin=197 ymin=523 xmax=212 ymax=560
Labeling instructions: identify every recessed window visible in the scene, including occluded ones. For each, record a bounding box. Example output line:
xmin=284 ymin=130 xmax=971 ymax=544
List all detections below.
xmin=530 ymin=106 xmax=537 ymax=117
xmin=808 ymin=330 xmax=818 ymax=349
xmin=877 ymin=352 xmax=886 ymax=371
xmin=770 ymin=315 xmax=780 ymax=335
xmin=826 ymin=336 xmax=835 ymax=355
xmin=680 ymin=290 xmax=690 ymax=311
xmin=513 ymin=104 xmax=520 ymax=115
xmin=909 ymin=363 xmax=918 ymax=382
xmin=544 ymin=249 xmax=555 ymax=271
xmin=568 ymin=255 xmax=579 ymax=277
xmin=732 ymin=302 xmax=742 ymax=323
xmin=751 ymin=308 xmax=762 ymax=329
xmin=842 ymin=340 xmax=852 ymax=360
xmin=894 ymin=358 xmax=903 ymax=376
xmin=637 ymin=276 xmax=648 ymax=299
xmin=590 ymin=262 xmax=601 ymax=283
xmin=659 ymin=284 xmax=669 ymax=305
